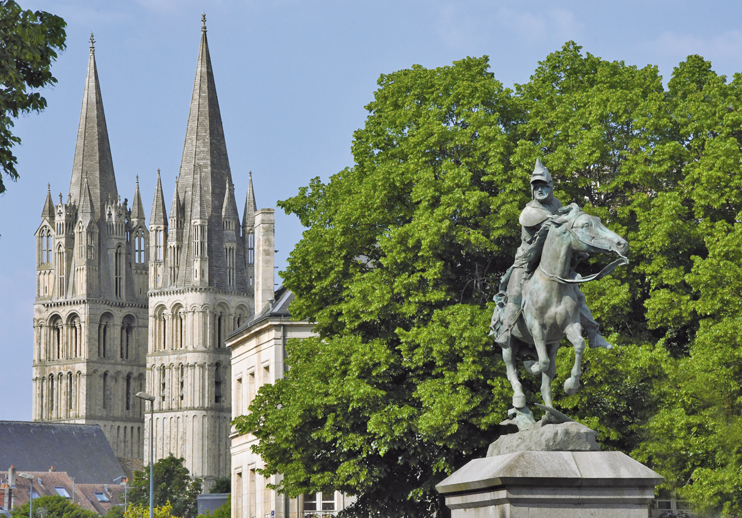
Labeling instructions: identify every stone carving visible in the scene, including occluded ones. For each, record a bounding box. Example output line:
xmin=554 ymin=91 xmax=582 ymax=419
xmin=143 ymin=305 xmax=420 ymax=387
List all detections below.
xmin=487 ymin=421 xmax=600 ymax=456
xmin=491 ymin=160 xmax=628 ymax=429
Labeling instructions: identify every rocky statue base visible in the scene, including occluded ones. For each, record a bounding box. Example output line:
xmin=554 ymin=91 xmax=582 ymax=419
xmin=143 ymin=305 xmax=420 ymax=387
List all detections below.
xmin=437 ymin=423 xmax=663 ymax=518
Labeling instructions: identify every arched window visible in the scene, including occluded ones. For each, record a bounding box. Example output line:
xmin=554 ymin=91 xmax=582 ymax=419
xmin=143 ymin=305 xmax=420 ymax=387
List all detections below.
xmin=216 ymin=314 xmax=223 ymax=349
xmin=155 ymin=230 xmax=163 ymax=261
xmin=126 ymin=373 xmax=132 ymax=411
xmin=42 ymin=229 xmax=53 ymax=263
xmin=87 ymin=229 xmax=95 ymax=259
xmin=173 ymin=308 xmax=184 ymax=349
xmin=77 ymin=224 xmax=84 ymax=260
xmin=225 ymin=246 xmax=235 ymax=287
xmin=67 ymin=372 xmax=73 ymax=410
xmin=53 ymin=321 xmax=62 ymax=359
xmin=49 ymin=374 xmax=55 ymax=415
xmin=99 ymin=314 xmax=113 ymax=358
xmin=121 ymin=317 xmax=135 ymax=360
xmin=179 ymin=365 xmax=185 ymax=403
xmin=214 ymin=363 xmax=223 ymax=404
xmin=135 ymin=230 xmax=145 ymax=264
xmin=115 ymin=246 xmax=124 ymax=297
xmin=102 ymin=372 xmax=108 ymax=410
xmin=56 ymin=245 xmax=65 ymax=296
xmin=70 ymin=316 xmax=80 ymax=358
xmin=160 ymin=365 xmax=166 ymax=402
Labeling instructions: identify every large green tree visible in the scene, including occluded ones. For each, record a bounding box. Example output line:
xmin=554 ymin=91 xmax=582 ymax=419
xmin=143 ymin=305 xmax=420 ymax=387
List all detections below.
xmin=236 ymin=44 xmax=742 ymax=516
xmin=129 ymin=455 xmax=202 ymax=518
xmin=10 ymin=495 xmax=98 ymax=518
xmin=0 ymin=0 xmax=66 ymax=193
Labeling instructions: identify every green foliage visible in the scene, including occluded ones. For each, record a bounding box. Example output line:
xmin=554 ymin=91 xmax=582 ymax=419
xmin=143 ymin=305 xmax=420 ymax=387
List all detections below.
xmin=124 ymin=501 xmax=174 ymax=518
xmin=235 ymin=43 xmax=742 ymax=516
xmin=106 ymin=506 xmax=125 ymax=518
xmin=129 ymin=455 xmax=202 ymax=518
xmin=196 ymin=496 xmax=230 ymax=518
xmin=209 ymin=477 xmax=230 ymax=494
xmin=10 ymin=495 xmax=98 ymax=518
xmin=0 ymin=0 xmax=66 ymax=193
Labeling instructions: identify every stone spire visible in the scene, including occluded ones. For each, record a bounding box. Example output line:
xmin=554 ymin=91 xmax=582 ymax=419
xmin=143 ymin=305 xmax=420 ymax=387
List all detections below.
xmin=131 ymin=176 xmax=145 ymax=223
xmin=151 ymin=169 xmax=167 ymax=226
xmin=79 ymin=179 xmax=95 ymax=217
xmin=222 ymin=178 xmax=239 ymax=222
xmin=170 ymin=178 xmax=181 ymax=222
xmin=41 ymin=184 xmax=55 ymax=220
xmin=242 ymin=172 xmax=256 ymax=233
xmin=68 ymin=32 xmax=118 ymax=218
xmin=176 ymin=13 xmax=233 ymax=236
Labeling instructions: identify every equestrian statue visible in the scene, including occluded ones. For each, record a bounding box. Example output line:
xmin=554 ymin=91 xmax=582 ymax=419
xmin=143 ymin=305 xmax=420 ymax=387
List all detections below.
xmin=491 ymin=159 xmax=629 ymax=430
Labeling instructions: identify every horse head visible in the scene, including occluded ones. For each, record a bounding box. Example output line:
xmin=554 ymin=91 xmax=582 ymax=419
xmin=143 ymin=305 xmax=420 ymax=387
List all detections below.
xmin=551 ymin=203 xmax=628 ymax=257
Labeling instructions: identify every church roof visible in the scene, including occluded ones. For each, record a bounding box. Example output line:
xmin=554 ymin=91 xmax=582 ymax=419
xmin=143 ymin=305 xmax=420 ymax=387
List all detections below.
xmin=0 ymin=421 xmax=126 ymax=484
xmin=68 ymin=33 xmax=118 ymax=219
xmin=243 ymin=172 xmax=256 ymax=232
xmin=131 ymin=175 xmax=145 ymax=222
xmin=41 ymin=184 xmax=55 ymax=221
xmin=170 ymin=177 xmax=181 ymax=222
xmin=150 ymin=169 xmax=168 ymax=226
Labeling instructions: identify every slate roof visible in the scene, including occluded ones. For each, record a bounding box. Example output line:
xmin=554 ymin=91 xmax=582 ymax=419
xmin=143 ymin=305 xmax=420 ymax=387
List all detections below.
xmin=0 ymin=471 xmax=124 ymax=515
xmin=0 ymin=422 xmax=126 ymax=484
xmin=228 ymin=286 xmax=296 ymax=340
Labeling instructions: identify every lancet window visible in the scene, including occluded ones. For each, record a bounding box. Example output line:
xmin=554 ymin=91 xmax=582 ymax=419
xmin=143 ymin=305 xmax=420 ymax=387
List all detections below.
xmin=115 ymin=245 xmax=124 ymax=298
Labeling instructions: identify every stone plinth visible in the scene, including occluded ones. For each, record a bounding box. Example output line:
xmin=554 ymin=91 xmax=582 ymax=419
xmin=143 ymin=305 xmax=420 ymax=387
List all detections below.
xmin=436 ymin=451 xmax=663 ymax=518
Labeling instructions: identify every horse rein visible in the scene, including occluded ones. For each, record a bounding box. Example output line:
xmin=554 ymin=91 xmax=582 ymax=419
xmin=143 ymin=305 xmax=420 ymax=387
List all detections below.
xmin=537 ymin=213 xmax=629 ymax=285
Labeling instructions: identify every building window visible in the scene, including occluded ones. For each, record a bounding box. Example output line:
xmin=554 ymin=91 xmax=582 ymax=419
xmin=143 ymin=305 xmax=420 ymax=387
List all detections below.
xmin=102 ymin=372 xmax=108 ymax=410
xmin=303 ymin=492 xmax=335 ymax=514
xmin=67 ymin=372 xmax=73 ymax=410
xmin=214 ymin=363 xmax=223 ymax=404
xmin=155 ymin=230 xmax=163 ymax=261
xmin=77 ymin=226 xmax=84 ymax=259
xmin=87 ymin=230 xmax=95 ymax=259
xmin=179 ymin=365 xmax=185 ymax=402
xmin=225 ymin=246 xmax=235 ymax=287
xmin=216 ymin=314 xmax=223 ymax=349
xmin=135 ymin=230 xmax=145 ymax=264
xmin=194 ymin=224 xmax=206 ymax=257
xmin=99 ymin=322 xmax=108 ymax=358
xmin=49 ymin=374 xmax=55 ymax=414
xmin=160 ymin=365 xmax=166 ymax=402
xmin=115 ymin=246 xmax=124 ymax=297
xmin=56 ymin=245 xmax=65 ymax=296
xmin=126 ymin=373 xmax=132 ymax=411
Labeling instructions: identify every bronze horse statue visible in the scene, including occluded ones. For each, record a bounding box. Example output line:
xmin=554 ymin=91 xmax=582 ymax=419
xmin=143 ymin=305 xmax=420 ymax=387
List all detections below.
xmin=494 ymin=203 xmax=628 ymax=425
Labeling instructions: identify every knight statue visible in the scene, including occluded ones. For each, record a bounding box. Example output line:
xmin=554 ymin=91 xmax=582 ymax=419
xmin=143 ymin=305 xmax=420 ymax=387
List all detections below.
xmin=491 ymin=159 xmax=612 ymax=351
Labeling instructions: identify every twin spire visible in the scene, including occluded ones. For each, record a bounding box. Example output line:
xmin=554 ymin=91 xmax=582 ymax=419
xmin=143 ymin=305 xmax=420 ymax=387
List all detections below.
xmin=68 ymin=29 xmax=117 ymax=219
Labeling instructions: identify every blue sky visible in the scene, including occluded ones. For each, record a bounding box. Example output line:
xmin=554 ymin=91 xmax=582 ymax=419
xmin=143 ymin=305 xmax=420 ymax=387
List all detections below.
xmin=2 ymin=0 xmax=742 ymax=420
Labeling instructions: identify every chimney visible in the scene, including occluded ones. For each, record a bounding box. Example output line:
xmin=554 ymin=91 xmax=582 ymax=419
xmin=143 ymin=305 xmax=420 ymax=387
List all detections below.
xmin=8 ymin=466 xmax=15 ymax=487
xmin=253 ymin=209 xmax=275 ymax=315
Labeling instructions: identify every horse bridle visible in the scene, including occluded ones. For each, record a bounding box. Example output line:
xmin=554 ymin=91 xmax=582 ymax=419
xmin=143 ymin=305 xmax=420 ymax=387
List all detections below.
xmin=537 ymin=212 xmax=628 ymax=285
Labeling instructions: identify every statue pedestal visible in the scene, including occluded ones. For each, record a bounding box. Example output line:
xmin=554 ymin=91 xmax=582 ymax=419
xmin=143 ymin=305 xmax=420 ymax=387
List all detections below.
xmin=436 ymin=451 xmax=663 ymax=518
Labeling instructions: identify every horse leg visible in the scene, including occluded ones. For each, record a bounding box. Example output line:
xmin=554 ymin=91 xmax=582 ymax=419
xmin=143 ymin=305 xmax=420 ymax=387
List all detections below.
xmin=530 ymin=324 xmax=550 ymax=374
xmin=502 ymin=345 xmax=526 ymax=408
xmin=564 ymin=322 xmax=585 ymax=395
xmin=541 ymin=342 xmax=559 ymax=408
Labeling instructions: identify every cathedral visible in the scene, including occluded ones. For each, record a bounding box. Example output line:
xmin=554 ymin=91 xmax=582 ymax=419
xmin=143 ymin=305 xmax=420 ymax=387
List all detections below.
xmin=31 ymin=17 xmax=272 ymax=488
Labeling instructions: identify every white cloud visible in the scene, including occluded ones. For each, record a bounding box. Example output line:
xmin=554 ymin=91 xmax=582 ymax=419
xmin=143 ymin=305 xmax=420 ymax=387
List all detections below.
xmin=436 ymin=4 xmax=582 ymax=50
xmin=654 ymin=30 xmax=742 ymax=61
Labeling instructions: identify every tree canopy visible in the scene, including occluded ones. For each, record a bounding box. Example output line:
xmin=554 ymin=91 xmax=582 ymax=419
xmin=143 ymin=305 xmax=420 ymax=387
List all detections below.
xmin=129 ymin=455 xmax=202 ymax=518
xmin=235 ymin=42 xmax=742 ymax=517
xmin=0 ymin=0 xmax=66 ymax=193
xmin=10 ymin=495 xmax=98 ymax=518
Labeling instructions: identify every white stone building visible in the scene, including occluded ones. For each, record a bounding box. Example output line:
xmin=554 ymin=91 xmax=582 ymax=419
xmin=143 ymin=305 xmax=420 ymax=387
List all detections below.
xmin=228 ymin=283 xmax=353 ymax=518
xmin=33 ymin=17 xmax=275 ymax=489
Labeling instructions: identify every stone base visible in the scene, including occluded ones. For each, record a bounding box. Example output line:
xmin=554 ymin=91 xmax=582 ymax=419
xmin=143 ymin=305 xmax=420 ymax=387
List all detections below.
xmin=436 ymin=451 xmax=663 ymax=518
xmin=487 ymin=421 xmax=601 ymax=456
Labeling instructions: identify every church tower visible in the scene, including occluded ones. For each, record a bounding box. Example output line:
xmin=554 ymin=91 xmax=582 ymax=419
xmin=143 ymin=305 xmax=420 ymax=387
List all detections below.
xmin=32 ymin=35 xmax=149 ymax=463
xmin=145 ymin=16 xmax=255 ymax=487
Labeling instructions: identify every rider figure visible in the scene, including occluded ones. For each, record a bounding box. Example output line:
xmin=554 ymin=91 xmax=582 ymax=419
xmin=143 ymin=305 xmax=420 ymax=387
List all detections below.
xmin=493 ymin=159 xmax=612 ymax=350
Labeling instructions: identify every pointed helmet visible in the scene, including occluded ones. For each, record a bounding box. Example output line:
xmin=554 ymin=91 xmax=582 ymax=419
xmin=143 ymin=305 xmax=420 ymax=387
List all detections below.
xmin=530 ymin=159 xmax=553 ymax=186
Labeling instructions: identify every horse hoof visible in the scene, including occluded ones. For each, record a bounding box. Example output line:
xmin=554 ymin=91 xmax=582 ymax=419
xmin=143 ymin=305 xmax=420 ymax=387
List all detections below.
xmin=564 ymin=378 xmax=580 ymax=395
xmin=524 ymin=360 xmax=540 ymax=376
xmin=513 ymin=394 xmax=526 ymax=408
